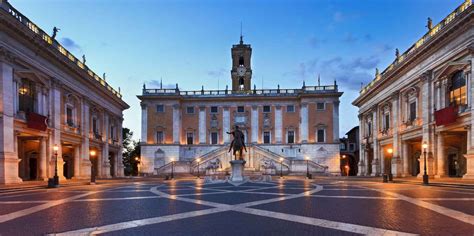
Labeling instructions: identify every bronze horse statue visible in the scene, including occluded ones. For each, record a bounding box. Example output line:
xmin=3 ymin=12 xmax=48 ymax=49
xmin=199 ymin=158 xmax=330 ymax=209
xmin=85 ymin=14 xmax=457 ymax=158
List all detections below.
xmin=227 ymin=125 xmax=247 ymax=160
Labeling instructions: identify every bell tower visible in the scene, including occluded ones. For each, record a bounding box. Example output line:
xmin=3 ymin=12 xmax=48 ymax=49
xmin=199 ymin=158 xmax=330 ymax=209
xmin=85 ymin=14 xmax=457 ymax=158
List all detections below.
xmin=231 ymin=35 xmax=252 ymax=91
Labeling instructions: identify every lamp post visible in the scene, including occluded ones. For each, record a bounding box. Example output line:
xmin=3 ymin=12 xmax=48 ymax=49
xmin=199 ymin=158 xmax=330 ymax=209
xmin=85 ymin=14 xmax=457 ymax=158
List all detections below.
xmin=387 ymin=148 xmax=393 ymax=182
xmin=53 ymin=144 xmax=59 ymax=187
xmin=422 ymin=142 xmax=429 ymax=185
xmin=90 ymin=150 xmax=96 ymax=184
xmin=279 ymin=157 xmax=284 ymax=178
xmin=134 ymin=156 xmax=140 ymax=176
xmin=196 ymin=158 xmax=201 ymax=179
xmin=305 ymin=156 xmax=311 ymax=179
xmin=171 ymin=158 xmax=175 ymax=179
xmin=341 ymin=155 xmax=346 ymax=176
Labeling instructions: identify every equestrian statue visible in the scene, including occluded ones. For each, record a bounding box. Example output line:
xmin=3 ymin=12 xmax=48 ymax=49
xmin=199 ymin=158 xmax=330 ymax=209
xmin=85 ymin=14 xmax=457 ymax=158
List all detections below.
xmin=227 ymin=125 xmax=247 ymax=160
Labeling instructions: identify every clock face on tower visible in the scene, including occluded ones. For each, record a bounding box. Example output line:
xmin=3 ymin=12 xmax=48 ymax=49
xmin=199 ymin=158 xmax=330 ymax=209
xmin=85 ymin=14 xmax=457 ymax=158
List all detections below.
xmin=237 ymin=66 xmax=246 ymax=76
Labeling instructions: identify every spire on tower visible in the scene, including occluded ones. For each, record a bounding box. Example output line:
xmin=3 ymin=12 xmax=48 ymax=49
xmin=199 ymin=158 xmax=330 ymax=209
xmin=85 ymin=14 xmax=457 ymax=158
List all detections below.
xmin=240 ymin=22 xmax=243 ymax=44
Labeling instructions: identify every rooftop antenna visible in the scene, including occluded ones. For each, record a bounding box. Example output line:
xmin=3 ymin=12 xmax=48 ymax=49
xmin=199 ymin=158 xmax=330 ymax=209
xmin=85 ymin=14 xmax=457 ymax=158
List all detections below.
xmin=240 ymin=21 xmax=243 ymax=44
xmin=318 ymin=74 xmax=321 ymax=86
xmin=160 ymin=77 xmax=163 ymax=89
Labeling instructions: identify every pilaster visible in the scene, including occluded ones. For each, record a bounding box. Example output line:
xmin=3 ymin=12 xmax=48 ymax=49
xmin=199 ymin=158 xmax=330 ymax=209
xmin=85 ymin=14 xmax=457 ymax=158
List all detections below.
xmin=223 ymin=106 xmax=230 ymax=144
xmin=300 ymin=103 xmax=308 ymax=143
xmin=198 ymin=106 xmax=206 ymax=144
xmin=251 ymin=105 xmax=258 ymax=144
xmin=172 ymin=104 xmax=180 ymax=144
xmin=275 ymin=105 xmax=282 ymax=143
xmin=141 ymin=102 xmax=148 ymax=143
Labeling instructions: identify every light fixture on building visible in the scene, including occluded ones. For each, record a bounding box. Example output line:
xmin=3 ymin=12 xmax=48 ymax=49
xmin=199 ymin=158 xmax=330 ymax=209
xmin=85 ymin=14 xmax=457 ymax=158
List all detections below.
xmin=90 ymin=150 xmax=97 ymax=184
xmin=422 ymin=142 xmax=429 ymax=185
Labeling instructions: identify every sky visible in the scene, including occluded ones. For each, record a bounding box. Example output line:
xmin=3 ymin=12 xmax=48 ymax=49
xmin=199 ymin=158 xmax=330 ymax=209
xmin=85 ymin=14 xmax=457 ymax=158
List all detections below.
xmin=9 ymin=0 xmax=464 ymax=140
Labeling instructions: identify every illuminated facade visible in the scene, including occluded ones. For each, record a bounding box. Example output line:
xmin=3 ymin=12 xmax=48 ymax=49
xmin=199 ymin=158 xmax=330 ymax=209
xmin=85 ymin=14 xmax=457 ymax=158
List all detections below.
xmin=0 ymin=1 xmax=129 ymax=184
xmin=353 ymin=0 xmax=474 ymax=179
xmin=138 ymin=37 xmax=343 ymax=176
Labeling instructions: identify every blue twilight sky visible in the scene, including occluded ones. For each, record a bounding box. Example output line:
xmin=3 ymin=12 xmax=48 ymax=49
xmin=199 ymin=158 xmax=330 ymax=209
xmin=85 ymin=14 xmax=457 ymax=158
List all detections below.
xmin=10 ymin=0 xmax=464 ymax=140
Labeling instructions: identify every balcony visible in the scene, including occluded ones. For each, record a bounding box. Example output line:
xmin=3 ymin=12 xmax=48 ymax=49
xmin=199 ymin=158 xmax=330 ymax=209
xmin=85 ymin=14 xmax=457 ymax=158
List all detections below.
xmin=89 ymin=131 xmax=103 ymax=141
xmin=401 ymin=117 xmax=422 ymax=130
xmin=62 ymin=123 xmax=81 ymax=135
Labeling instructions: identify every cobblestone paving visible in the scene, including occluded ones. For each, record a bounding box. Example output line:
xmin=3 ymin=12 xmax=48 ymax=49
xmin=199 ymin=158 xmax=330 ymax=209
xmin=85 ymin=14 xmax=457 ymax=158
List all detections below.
xmin=0 ymin=178 xmax=473 ymax=235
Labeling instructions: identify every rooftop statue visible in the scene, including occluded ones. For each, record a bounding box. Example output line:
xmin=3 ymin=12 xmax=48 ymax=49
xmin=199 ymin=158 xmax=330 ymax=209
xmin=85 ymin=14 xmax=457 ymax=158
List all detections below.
xmin=52 ymin=27 xmax=60 ymax=39
xmin=427 ymin=17 xmax=433 ymax=30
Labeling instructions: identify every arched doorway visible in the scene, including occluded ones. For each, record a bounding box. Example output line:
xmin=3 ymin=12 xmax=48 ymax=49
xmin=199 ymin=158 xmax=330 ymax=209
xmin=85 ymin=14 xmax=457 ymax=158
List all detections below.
xmin=63 ymin=154 xmax=74 ymax=179
xmin=28 ymin=152 xmax=38 ymax=180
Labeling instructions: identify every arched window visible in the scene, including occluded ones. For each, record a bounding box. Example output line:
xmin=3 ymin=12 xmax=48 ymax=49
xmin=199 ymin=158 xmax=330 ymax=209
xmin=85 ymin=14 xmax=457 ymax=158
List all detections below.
xmin=18 ymin=78 xmax=36 ymax=113
xmin=239 ymin=56 xmax=244 ymax=66
xmin=449 ymin=71 xmax=466 ymax=106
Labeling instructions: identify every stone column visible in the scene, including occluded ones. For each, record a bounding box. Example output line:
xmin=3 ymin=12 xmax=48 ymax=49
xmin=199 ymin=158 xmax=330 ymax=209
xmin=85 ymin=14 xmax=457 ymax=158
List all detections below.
xmin=51 ymin=79 xmax=65 ymax=180
xmin=0 ymin=62 xmax=22 ymax=183
xmin=332 ymin=101 xmax=340 ymax=142
xmin=275 ymin=105 xmax=282 ymax=143
xmin=391 ymin=92 xmax=402 ymax=177
xmin=117 ymin=118 xmax=124 ymax=177
xmin=371 ymin=106 xmax=380 ymax=176
xmin=102 ymin=112 xmax=110 ymax=178
xmin=223 ymin=107 xmax=230 ymax=144
xmin=300 ymin=103 xmax=308 ymax=143
xmin=172 ymin=104 xmax=180 ymax=144
xmin=435 ymin=133 xmax=446 ymax=178
xmin=73 ymin=145 xmax=81 ymax=179
xmin=81 ymin=99 xmax=91 ymax=177
xmin=357 ymin=114 xmax=365 ymax=176
xmin=465 ymin=58 xmax=474 ymax=179
xmin=402 ymin=141 xmax=410 ymax=177
xmin=251 ymin=105 xmax=258 ymax=144
xmin=420 ymin=71 xmax=434 ymax=178
xmin=198 ymin=106 xmax=206 ymax=144
xmin=39 ymin=137 xmax=47 ymax=180
xmin=141 ymin=102 xmax=148 ymax=143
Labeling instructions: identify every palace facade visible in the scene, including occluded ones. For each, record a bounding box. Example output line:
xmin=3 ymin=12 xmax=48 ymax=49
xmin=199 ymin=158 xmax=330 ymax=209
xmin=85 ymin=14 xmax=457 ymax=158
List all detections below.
xmin=0 ymin=0 xmax=129 ymax=184
xmin=138 ymin=37 xmax=343 ymax=176
xmin=353 ymin=0 xmax=474 ymax=179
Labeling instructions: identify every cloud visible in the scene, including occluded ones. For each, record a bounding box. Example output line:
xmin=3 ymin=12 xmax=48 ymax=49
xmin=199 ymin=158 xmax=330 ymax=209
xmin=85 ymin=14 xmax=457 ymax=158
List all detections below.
xmin=146 ymin=80 xmax=176 ymax=89
xmin=343 ymin=33 xmax=358 ymax=43
xmin=59 ymin=37 xmax=81 ymax=52
xmin=346 ymin=57 xmax=380 ymax=70
xmin=333 ymin=12 xmax=345 ymax=22
xmin=375 ymin=44 xmax=394 ymax=54
xmin=207 ymin=68 xmax=226 ymax=78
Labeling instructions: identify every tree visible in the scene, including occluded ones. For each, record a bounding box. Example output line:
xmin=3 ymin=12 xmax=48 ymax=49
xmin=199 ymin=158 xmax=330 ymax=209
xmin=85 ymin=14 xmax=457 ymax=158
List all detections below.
xmin=122 ymin=128 xmax=140 ymax=176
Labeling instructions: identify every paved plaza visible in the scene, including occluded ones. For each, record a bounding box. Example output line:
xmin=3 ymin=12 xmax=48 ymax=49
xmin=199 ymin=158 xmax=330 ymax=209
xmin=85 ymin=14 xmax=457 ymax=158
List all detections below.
xmin=0 ymin=178 xmax=473 ymax=235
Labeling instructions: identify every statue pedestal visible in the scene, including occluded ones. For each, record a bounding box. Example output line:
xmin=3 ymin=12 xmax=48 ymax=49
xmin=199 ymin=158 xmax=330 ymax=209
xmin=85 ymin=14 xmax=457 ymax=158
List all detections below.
xmin=230 ymin=160 xmax=246 ymax=182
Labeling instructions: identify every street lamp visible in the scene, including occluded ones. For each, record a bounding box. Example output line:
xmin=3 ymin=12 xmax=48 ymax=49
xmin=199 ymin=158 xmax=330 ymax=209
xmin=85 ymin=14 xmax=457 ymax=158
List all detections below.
xmin=422 ymin=142 xmax=429 ymax=185
xmin=134 ymin=156 xmax=140 ymax=176
xmin=196 ymin=158 xmax=201 ymax=179
xmin=279 ymin=157 xmax=284 ymax=178
xmin=305 ymin=156 xmax=311 ymax=179
xmin=53 ymin=144 xmax=59 ymax=187
xmin=387 ymin=148 xmax=393 ymax=182
xmin=90 ymin=150 xmax=96 ymax=184
xmin=170 ymin=157 xmax=175 ymax=180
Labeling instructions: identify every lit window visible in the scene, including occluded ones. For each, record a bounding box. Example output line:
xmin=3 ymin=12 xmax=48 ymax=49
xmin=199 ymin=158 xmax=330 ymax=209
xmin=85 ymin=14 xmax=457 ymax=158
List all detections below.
xmin=18 ymin=78 xmax=36 ymax=113
xmin=449 ymin=71 xmax=467 ymax=106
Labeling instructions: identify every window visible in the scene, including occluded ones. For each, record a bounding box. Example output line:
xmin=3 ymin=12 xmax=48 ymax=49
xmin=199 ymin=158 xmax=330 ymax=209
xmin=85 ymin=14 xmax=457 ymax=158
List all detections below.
xmin=384 ymin=113 xmax=390 ymax=130
xmin=186 ymin=106 xmax=195 ymax=114
xmin=349 ymin=143 xmax=355 ymax=151
xmin=211 ymin=132 xmax=218 ymax=144
xmin=210 ymin=106 xmax=218 ymax=113
xmin=66 ymin=106 xmax=73 ymax=126
xmin=263 ymin=131 xmax=271 ymax=144
xmin=340 ymin=143 xmax=346 ymax=150
xmin=409 ymin=101 xmax=416 ymax=122
xmin=287 ymin=131 xmax=295 ymax=144
xmin=317 ymin=129 xmax=325 ymax=142
xmin=92 ymin=117 xmax=98 ymax=133
xmin=237 ymin=106 xmax=245 ymax=113
xmin=156 ymin=105 xmax=164 ymax=113
xmin=18 ymin=78 xmax=36 ymax=113
xmin=156 ymin=131 xmax=164 ymax=144
xmin=287 ymin=105 xmax=295 ymax=112
xmin=186 ymin=132 xmax=194 ymax=145
xmin=367 ymin=122 xmax=372 ymax=136
xmin=449 ymin=71 xmax=467 ymax=106
xmin=263 ymin=105 xmax=271 ymax=113
xmin=316 ymin=102 xmax=325 ymax=110
xmin=239 ymin=56 xmax=244 ymax=66
xmin=110 ymin=126 xmax=115 ymax=140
